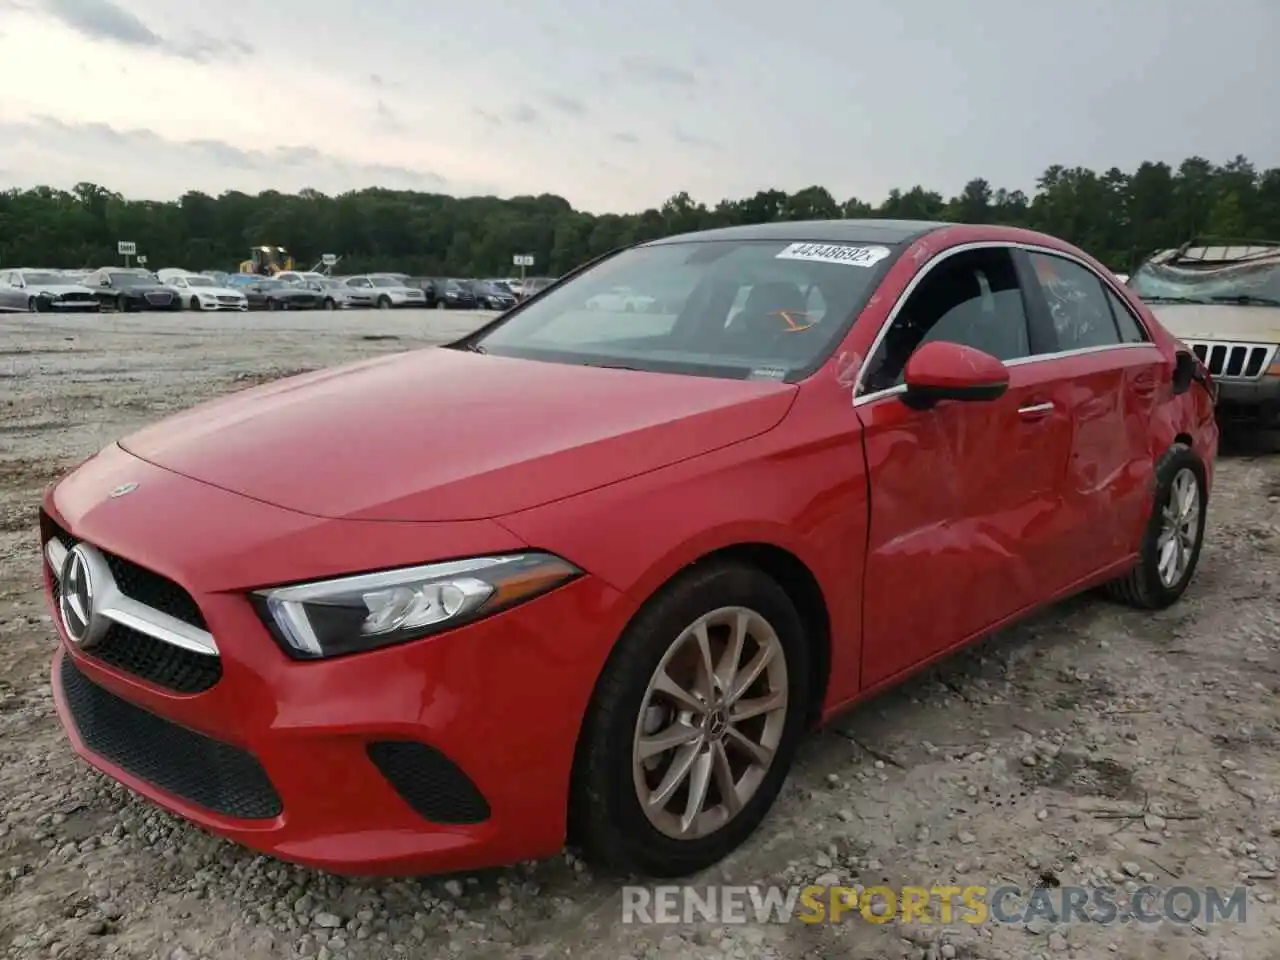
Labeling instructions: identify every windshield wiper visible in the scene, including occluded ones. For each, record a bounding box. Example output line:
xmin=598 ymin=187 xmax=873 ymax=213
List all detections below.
xmin=580 ymin=361 xmax=641 ymax=371
xmin=1209 ymin=294 xmax=1280 ymax=307
xmin=1138 ymin=295 xmax=1212 ymax=304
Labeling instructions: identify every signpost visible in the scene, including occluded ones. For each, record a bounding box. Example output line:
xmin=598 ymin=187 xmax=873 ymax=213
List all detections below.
xmin=512 ymin=253 xmax=534 ymax=290
xmin=117 ymin=241 xmax=136 ymax=268
xmin=136 ymin=255 xmax=148 ymax=267
xmin=321 ymin=253 xmax=337 ymax=266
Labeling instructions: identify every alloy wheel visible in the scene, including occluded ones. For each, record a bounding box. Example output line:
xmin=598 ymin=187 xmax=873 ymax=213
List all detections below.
xmin=1157 ymin=467 xmax=1200 ymax=587
xmin=632 ymin=606 xmax=788 ymax=840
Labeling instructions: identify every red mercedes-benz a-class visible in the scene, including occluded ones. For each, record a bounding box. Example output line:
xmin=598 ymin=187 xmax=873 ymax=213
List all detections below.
xmin=40 ymin=220 xmax=1218 ymax=878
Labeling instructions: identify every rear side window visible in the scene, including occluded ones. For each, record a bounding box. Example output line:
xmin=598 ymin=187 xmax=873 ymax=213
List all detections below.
xmin=1027 ymin=253 xmax=1121 ymax=352
xmin=1105 ymin=288 xmax=1149 ymax=343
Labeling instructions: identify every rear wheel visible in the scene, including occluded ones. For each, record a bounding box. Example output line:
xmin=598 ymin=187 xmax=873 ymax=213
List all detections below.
xmin=1105 ymin=442 xmax=1208 ymax=609
xmin=571 ymin=561 xmax=810 ymax=877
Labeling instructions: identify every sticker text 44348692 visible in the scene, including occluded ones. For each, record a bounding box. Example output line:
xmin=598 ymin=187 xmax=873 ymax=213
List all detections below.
xmin=775 ymin=243 xmax=891 ymax=268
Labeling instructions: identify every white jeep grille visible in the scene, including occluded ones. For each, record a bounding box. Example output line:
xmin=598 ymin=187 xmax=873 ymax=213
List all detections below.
xmin=1185 ymin=341 xmax=1277 ymax=381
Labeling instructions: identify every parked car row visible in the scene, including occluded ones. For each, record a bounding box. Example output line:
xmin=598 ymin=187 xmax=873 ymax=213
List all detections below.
xmin=0 ymin=267 xmax=562 ymax=314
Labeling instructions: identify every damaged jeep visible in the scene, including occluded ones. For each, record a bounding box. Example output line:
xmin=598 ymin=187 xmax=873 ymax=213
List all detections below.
xmin=1129 ymin=240 xmax=1280 ymax=426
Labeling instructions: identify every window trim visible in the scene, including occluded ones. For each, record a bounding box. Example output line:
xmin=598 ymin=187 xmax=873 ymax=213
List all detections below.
xmin=1102 ymin=286 xmax=1152 ymax=344
xmin=852 ymin=241 xmax=1159 ymax=407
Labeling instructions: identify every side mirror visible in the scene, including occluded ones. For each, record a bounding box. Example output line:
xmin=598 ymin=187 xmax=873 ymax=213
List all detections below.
xmin=1172 ymin=350 xmax=1195 ymax=396
xmin=902 ymin=341 xmax=1010 ymax=410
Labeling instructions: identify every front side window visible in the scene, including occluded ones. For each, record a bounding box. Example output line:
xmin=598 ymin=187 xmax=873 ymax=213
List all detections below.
xmin=474 ymin=239 xmax=899 ymax=379
xmin=1028 ymin=253 xmax=1121 ymax=352
xmin=862 ymin=247 xmax=1033 ymax=394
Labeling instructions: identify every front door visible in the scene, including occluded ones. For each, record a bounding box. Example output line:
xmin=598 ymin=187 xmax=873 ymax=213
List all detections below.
xmin=854 ymin=245 xmax=1074 ymax=689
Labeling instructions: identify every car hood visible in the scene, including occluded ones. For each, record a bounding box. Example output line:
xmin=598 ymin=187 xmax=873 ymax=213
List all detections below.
xmin=190 ymin=285 xmax=244 ymax=297
xmin=29 ymin=284 xmax=94 ymax=295
xmin=118 ymin=348 xmax=797 ymax=522
xmin=1148 ymin=303 xmax=1280 ymax=342
xmin=118 ymin=283 xmax=170 ymax=293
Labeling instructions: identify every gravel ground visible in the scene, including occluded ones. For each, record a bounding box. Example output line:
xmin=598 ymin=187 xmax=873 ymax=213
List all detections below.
xmin=2 ymin=309 xmax=1280 ymax=960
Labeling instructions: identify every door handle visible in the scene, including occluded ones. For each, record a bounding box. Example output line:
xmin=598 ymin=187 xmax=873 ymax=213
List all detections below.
xmin=1017 ymin=401 xmax=1055 ymax=421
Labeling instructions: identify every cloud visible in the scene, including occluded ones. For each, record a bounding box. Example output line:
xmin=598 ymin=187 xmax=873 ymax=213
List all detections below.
xmin=613 ymin=131 xmax=639 ymax=144
xmin=376 ymin=98 xmax=403 ymax=133
xmin=37 ymin=0 xmax=251 ymax=62
xmin=672 ymin=127 xmax=717 ymax=150
xmin=476 ymin=103 xmax=539 ymax=126
xmin=508 ymin=102 xmax=539 ymax=124
xmin=0 ymin=116 xmax=449 ymax=196
xmin=616 ymin=55 xmax=696 ymax=88
xmin=545 ymin=92 xmax=585 ymax=115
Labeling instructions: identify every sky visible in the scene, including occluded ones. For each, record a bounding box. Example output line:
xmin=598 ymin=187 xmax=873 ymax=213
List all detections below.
xmin=0 ymin=0 xmax=1276 ymax=214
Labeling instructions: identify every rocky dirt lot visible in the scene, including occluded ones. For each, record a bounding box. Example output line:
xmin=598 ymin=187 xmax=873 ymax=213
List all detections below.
xmin=2 ymin=310 xmax=1279 ymax=960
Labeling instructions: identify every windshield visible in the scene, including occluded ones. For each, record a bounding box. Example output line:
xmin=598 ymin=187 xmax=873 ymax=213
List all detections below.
xmin=370 ymin=277 xmax=400 ymax=288
xmin=19 ymin=272 xmax=63 ymax=285
xmin=1129 ymin=255 xmax=1280 ymax=304
xmin=321 ymin=279 xmax=344 ymax=289
xmin=109 ymin=272 xmax=149 ymax=284
xmin=184 ymin=276 xmax=215 ymax=287
xmin=474 ymin=239 xmax=897 ymax=379
xmin=255 ymin=279 xmax=285 ymax=290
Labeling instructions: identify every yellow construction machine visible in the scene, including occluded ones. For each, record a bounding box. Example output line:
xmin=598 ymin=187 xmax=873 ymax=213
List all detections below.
xmin=239 ymin=246 xmax=294 ymax=276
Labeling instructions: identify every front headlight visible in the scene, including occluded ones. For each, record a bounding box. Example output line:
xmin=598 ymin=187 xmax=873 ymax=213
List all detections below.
xmin=253 ymin=552 xmax=581 ymax=659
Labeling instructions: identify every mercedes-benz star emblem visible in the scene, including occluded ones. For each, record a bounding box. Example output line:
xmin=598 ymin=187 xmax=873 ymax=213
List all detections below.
xmin=58 ymin=545 xmax=107 ymax=648
xmin=109 ymin=482 xmax=138 ymax=499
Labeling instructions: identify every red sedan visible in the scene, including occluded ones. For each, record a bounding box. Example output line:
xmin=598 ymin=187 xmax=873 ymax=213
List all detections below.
xmin=39 ymin=220 xmax=1218 ymax=878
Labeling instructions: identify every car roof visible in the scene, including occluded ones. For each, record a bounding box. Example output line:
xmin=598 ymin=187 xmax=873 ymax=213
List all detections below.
xmin=645 ymin=218 xmax=952 ymax=247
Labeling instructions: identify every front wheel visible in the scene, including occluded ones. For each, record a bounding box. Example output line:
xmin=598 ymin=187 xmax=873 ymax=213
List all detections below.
xmin=324 ymin=298 xmax=336 ymax=311
xmin=266 ymin=298 xmax=278 ymax=311
xmin=377 ymin=296 xmax=391 ymax=310
xmin=571 ymin=561 xmax=810 ymax=878
xmin=27 ymin=297 xmax=38 ymax=313
xmin=436 ymin=300 xmax=446 ymax=310
xmin=1105 ymin=442 xmax=1208 ymax=609
xmin=189 ymin=296 xmax=201 ymax=311
xmin=116 ymin=295 xmax=131 ymax=313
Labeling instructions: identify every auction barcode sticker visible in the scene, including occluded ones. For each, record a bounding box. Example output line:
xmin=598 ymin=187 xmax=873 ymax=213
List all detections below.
xmin=775 ymin=243 xmax=891 ymax=268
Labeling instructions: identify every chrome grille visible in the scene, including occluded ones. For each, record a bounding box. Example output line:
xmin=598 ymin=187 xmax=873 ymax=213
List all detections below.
xmin=216 ymin=296 xmax=242 ymax=304
xmin=144 ymin=292 xmax=172 ymax=305
xmin=1185 ymin=341 xmax=1277 ymax=381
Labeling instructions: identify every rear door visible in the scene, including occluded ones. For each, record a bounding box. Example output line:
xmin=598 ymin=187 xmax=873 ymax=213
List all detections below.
xmin=855 ymin=244 xmax=1076 ymax=689
xmin=1018 ymin=250 xmax=1165 ymax=581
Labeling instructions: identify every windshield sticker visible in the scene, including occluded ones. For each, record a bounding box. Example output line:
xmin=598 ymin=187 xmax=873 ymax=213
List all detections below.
xmin=776 ymin=243 xmax=891 ymax=268
xmin=748 ymin=366 xmax=788 ymax=381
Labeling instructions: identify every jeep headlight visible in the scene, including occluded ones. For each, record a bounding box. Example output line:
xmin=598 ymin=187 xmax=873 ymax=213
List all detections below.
xmin=253 ymin=553 xmax=580 ymax=659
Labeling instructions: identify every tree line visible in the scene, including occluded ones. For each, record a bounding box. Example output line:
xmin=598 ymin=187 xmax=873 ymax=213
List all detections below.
xmin=1 ymin=155 xmax=1277 ymax=278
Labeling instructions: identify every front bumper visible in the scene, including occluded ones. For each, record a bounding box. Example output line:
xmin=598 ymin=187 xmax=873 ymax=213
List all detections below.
xmin=41 ymin=447 xmax=620 ymax=875
xmin=1214 ymin=376 xmax=1280 ymax=424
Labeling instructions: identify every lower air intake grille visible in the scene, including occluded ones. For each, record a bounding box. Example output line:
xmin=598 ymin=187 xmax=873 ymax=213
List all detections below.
xmin=89 ymin=623 xmax=222 ymax=693
xmin=366 ymin=740 xmax=491 ymax=824
xmin=60 ymin=655 xmax=281 ymax=820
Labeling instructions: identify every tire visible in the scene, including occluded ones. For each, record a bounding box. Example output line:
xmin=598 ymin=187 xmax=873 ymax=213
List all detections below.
xmin=189 ymin=296 xmax=201 ymax=311
xmin=1105 ymin=442 xmax=1208 ymax=609
xmin=571 ymin=561 xmax=810 ymax=878
xmin=117 ymin=295 xmax=131 ymax=313
xmin=324 ymin=298 xmax=336 ymax=311
xmin=436 ymin=300 xmax=446 ymax=310
xmin=27 ymin=297 xmax=38 ymax=313
xmin=377 ymin=296 xmax=391 ymax=310
xmin=267 ymin=298 xmax=278 ymax=311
